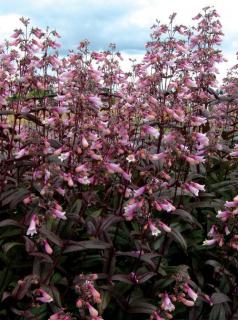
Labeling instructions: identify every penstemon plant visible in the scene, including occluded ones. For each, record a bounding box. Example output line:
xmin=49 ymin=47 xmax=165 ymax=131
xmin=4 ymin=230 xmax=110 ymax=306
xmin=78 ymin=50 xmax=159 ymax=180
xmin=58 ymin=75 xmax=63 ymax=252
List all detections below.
xmin=0 ymin=6 xmax=238 ymax=320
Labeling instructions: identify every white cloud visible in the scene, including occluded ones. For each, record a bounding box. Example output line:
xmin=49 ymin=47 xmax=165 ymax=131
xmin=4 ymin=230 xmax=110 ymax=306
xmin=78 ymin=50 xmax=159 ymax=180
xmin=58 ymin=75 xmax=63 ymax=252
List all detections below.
xmin=0 ymin=14 xmax=21 ymax=40
xmin=118 ymin=0 xmax=238 ymax=80
xmin=0 ymin=0 xmax=237 ymax=80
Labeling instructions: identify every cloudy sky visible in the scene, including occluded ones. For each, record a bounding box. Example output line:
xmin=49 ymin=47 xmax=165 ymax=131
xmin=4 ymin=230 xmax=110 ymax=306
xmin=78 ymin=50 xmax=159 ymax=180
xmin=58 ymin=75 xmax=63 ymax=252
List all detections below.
xmin=0 ymin=0 xmax=237 ymax=79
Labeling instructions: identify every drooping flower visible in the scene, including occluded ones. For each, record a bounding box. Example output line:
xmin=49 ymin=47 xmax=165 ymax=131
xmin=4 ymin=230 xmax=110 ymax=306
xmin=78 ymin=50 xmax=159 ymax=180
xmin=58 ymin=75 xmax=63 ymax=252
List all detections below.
xmin=216 ymin=210 xmax=232 ymax=221
xmin=178 ymin=295 xmax=195 ymax=307
xmin=193 ymin=132 xmax=209 ymax=150
xmin=49 ymin=313 xmax=71 ymax=320
xmin=75 ymin=164 xmax=88 ymax=173
xmin=56 ymin=187 xmax=65 ymax=196
xmin=143 ymin=125 xmax=160 ymax=138
xmin=88 ymin=95 xmax=102 ymax=108
xmin=76 ymin=298 xmax=83 ymax=308
xmin=184 ymin=182 xmax=205 ymax=196
xmin=148 ymin=220 xmax=161 ymax=237
xmin=88 ymin=284 xmax=101 ymax=303
xmin=78 ymin=176 xmax=91 ymax=185
xmin=58 ymin=152 xmax=70 ymax=162
xmin=160 ymin=200 xmax=176 ymax=212
xmin=161 ymin=293 xmax=175 ymax=312
xmin=121 ymin=170 xmax=132 ymax=181
xmin=134 ymin=186 xmax=146 ymax=198
xmin=23 ymin=195 xmax=32 ymax=204
xmin=149 ymin=152 xmax=167 ymax=161
xmin=225 ymin=195 xmax=238 ymax=208
xmin=184 ymin=154 xmax=205 ymax=165
xmin=126 ymin=154 xmax=136 ymax=162
xmin=190 ymin=116 xmax=207 ymax=126
xmin=208 ymin=225 xmax=218 ymax=238
xmin=105 ymin=162 xmax=123 ymax=174
xmin=123 ymin=202 xmax=139 ymax=221
xmin=87 ymin=303 xmax=99 ymax=318
xmin=154 ymin=200 xmax=176 ymax=212
xmin=43 ymin=239 xmax=53 ymax=255
xmin=203 ymin=239 xmax=217 ymax=246
xmin=183 ymin=283 xmax=198 ymax=302
xmin=15 ymin=147 xmax=28 ymax=159
xmin=82 ymin=136 xmax=89 ymax=148
xmin=26 ymin=214 xmax=38 ymax=237
xmin=52 ymin=208 xmax=67 ymax=220
xmin=158 ymin=221 xmax=171 ymax=233
xmin=230 ymin=144 xmax=238 ymax=157
xmin=36 ymin=289 xmax=53 ymax=303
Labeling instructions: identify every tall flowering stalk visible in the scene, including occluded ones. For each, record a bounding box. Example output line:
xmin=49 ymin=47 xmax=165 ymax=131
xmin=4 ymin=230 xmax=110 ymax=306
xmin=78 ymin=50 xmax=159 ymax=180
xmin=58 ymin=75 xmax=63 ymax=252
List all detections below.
xmin=0 ymin=7 xmax=238 ymax=320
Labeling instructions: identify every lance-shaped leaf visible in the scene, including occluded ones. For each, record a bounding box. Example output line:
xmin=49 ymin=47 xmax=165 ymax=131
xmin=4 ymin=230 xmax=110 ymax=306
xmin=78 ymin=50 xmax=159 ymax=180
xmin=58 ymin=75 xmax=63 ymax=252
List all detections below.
xmin=39 ymin=226 xmax=63 ymax=247
xmin=0 ymin=219 xmax=23 ymax=228
xmin=63 ymin=240 xmax=112 ymax=253
xmin=127 ymin=301 xmax=157 ymax=314
xmin=169 ymin=228 xmax=187 ymax=252
xmin=172 ymin=209 xmax=202 ymax=227
xmin=99 ymin=215 xmax=123 ymax=233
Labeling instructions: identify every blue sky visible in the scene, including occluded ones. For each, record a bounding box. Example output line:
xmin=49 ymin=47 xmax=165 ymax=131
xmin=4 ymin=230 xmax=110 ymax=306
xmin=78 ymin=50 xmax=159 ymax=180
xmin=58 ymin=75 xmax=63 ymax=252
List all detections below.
xmin=0 ymin=0 xmax=237 ymax=78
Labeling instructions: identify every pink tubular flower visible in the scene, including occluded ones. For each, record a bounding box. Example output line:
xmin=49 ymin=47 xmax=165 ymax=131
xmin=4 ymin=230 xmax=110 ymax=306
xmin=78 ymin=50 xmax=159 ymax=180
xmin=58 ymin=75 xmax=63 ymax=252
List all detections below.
xmin=89 ymin=151 xmax=103 ymax=161
xmin=23 ymin=195 xmax=32 ymax=204
xmin=184 ymin=154 xmax=205 ymax=165
xmin=143 ymin=125 xmax=160 ymax=138
xmin=82 ymin=136 xmax=89 ymax=148
xmin=126 ymin=154 xmax=136 ymax=162
xmin=49 ymin=313 xmax=60 ymax=320
xmin=11 ymin=29 xmax=22 ymax=38
xmin=134 ymin=186 xmax=146 ymax=198
xmin=190 ymin=116 xmax=207 ymax=126
xmin=36 ymin=289 xmax=53 ymax=303
xmin=53 ymin=106 xmax=69 ymax=113
xmin=105 ymin=162 xmax=123 ymax=174
xmin=148 ymin=220 xmax=161 ymax=237
xmin=149 ymin=152 xmax=167 ymax=161
xmin=216 ymin=210 xmax=232 ymax=221
xmin=26 ymin=214 xmax=38 ymax=237
xmin=193 ymin=132 xmax=209 ymax=149
xmin=58 ymin=152 xmax=70 ymax=162
xmin=230 ymin=144 xmax=238 ymax=157
xmin=153 ymin=312 xmax=165 ymax=320
xmin=121 ymin=170 xmax=132 ymax=181
xmin=203 ymin=238 xmax=217 ymax=246
xmin=208 ymin=225 xmax=218 ymax=238
xmin=49 ymin=312 xmax=71 ymax=320
xmin=161 ymin=293 xmax=175 ymax=312
xmin=78 ymin=176 xmax=91 ymax=185
xmin=43 ymin=239 xmax=53 ymax=255
xmin=52 ymin=208 xmax=67 ymax=220
xmin=230 ymin=151 xmax=238 ymax=157
xmin=123 ymin=201 xmax=141 ymax=221
xmin=184 ymin=182 xmax=205 ymax=196
xmin=56 ymin=187 xmax=65 ymax=196
xmin=161 ymin=200 xmax=176 ymax=212
xmin=166 ymin=107 xmax=185 ymax=122
xmin=183 ymin=284 xmax=198 ymax=302
xmin=15 ymin=147 xmax=28 ymax=159
xmin=87 ymin=303 xmax=98 ymax=318
xmin=75 ymin=164 xmax=88 ymax=173
xmin=88 ymin=95 xmax=102 ymax=108
xmin=158 ymin=221 xmax=171 ymax=233
xmin=178 ymin=296 xmax=195 ymax=307
xmin=76 ymin=298 xmax=83 ymax=308
xmin=154 ymin=200 xmax=176 ymax=212
xmin=225 ymin=195 xmax=238 ymax=208
xmin=88 ymin=284 xmax=101 ymax=303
